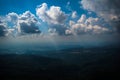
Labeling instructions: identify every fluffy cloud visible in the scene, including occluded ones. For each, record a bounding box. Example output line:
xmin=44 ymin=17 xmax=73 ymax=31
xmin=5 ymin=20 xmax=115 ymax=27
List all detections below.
xmin=0 ymin=11 xmax=41 ymax=37
xmin=66 ymin=1 xmax=72 ymax=11
xmin=0 ymin=19 xmax=7 ymax=37
xmin=0 ymin=2 xmax=116 ymax=37
xmin=18 ymin=11 xmax=41 ymax=34
xmin=80 ymin=0 xmax=120 ymax=32
xmin=36 ymin=3 xmax=67 ymax=35
xmin=49 ymin=24 xmax=67 ymax=35
xmin=7 ymin=12 xmax=18 ymax=25
xmin=36 ymin=3 xmax=67 ymax=25
xmin=72 ymin=11 xmax=77 ymax=18
xmin=81 ymin=0 xmax=120 ymax=21
xmin=66 ymin=14 xmax=111 ymax=35
xmin=77 ymin=14 xmax=86 ymax=23
xmin=0 ymin=16 xmax=16 ymax=37
xmin=36 ymin=3 xmax=48 ymax=22
xmin=6 ymin=12 xmax=19 ymax=36
xmin=0 ymin=24 xmax=7 ymax=37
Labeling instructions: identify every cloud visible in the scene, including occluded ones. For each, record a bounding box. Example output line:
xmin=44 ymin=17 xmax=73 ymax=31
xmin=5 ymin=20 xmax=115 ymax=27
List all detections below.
xmin=0 ymin=19 xmax=7 ymax=37
xmin=48 ymin=24 xmax=67 ymax=35
xmin=81 ymin=0 xmax=120 ymax=21
xmin=18 ymin=11 xmax=41 ymax=34
xmin=0 ymin=2 xmax=117 ymax=37
xmin=66 ymin=1 xmax=72 ymax=11
xmin=36 ymin=3 xmax=48 ymax=22
xmin=36 ymin=3 xmax=67 ymax=25
xmin=48 ymin=28 xmax=58 ymax=36
xmin=6 ymin=12 xmax=19 ymax=36
xmin=65 ymin=29 xmax=72 ymax=35
xmin=36 ymin=3 xmax=67 ymax=35
xmin=66 ymin=14 xmax=111 ymax=35
xmin=72 ymin=11 xmax=77 ymax=18
xmin=80 ymin=0 xmax=120 ymax=32
xmin=0 ymin=11 xmax=41 ymax=37
xmin=7 ymin=12 xmax=18 ymax=25
xmin=77 ymin=14 xmax=86 ymax=23
xmin=0 ymin=16 xmax=16 ymax=37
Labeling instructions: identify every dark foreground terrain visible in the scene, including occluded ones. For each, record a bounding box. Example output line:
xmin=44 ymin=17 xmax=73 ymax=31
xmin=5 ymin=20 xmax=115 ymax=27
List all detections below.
xmin=0 ymin=46 xmax=120 ymax=80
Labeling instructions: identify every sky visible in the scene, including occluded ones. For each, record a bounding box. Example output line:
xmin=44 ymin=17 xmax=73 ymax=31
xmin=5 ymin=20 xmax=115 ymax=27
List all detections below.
xmin=0 ymin=0 xmax=86 ymax=15
xmin=0 ymin=0 xmax=120 ymax=47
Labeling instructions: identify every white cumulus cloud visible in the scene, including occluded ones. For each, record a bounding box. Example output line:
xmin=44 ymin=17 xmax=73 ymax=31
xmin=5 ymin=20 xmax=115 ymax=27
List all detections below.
xmin=80 ymin=0 xmax=120 ymax=33
xmin=72 ymin=11 xmax=77 ymax=18
xmin=0 ymin=18 xmax=8 ymax=37
xmin=36 ymin=3 xmax=67 ymax=35
xmin=81 ymin=0 xmax=120 ymax=21
xmin=18 ymin=11 xmax=41 ymax=34
xmin=36 ymin=3 xmax=67 ymax=25
xmin=7 ymin=12 xmax=18 ymax=25
xmin=66 ymin=14 xmax=111 ymax=35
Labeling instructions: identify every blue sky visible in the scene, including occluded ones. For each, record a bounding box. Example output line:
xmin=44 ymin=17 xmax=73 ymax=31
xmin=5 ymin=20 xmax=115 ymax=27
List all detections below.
xmin=0 ymin=0 xmax=86 ymax=15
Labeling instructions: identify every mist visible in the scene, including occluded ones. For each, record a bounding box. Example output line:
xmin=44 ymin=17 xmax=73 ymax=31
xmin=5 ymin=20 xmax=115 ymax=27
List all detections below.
xmin=0 ymin=34 xmax=119 ymax=52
